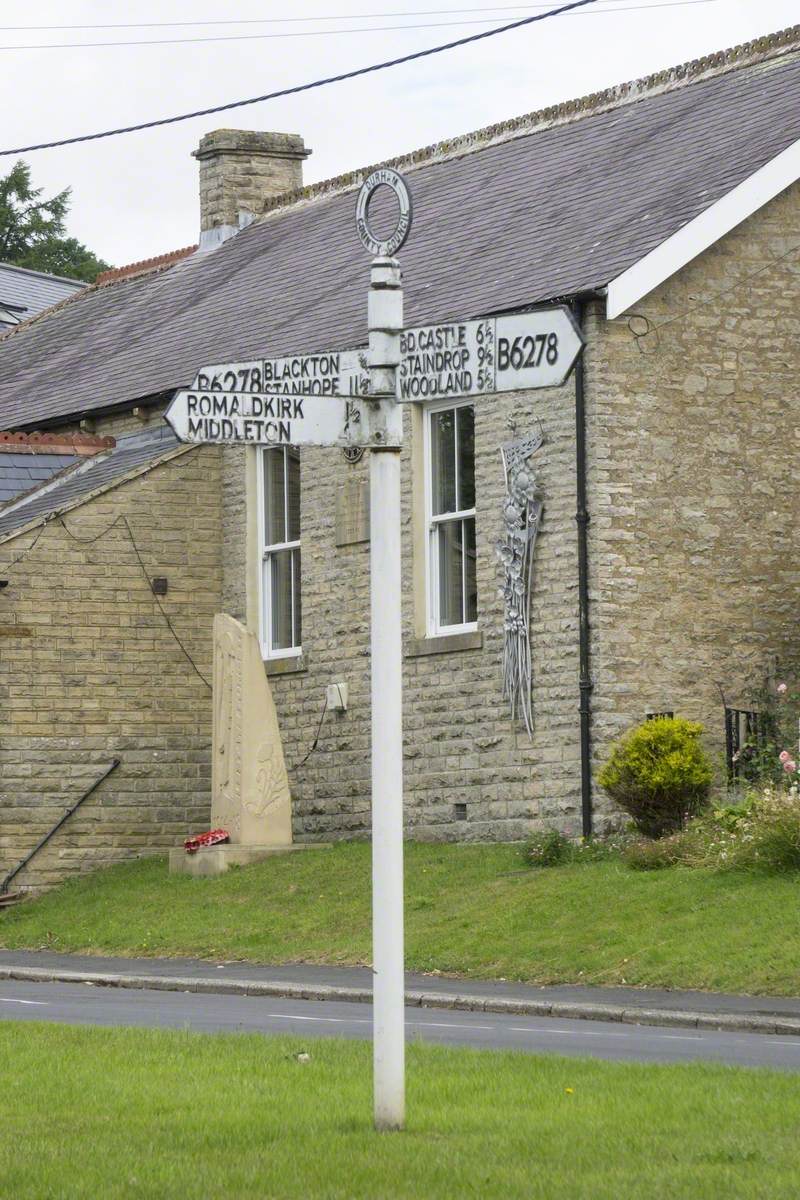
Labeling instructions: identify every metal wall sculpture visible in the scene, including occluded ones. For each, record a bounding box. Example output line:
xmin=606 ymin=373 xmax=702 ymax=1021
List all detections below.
xmin=496 ymin=429 xmax=544 ymax=737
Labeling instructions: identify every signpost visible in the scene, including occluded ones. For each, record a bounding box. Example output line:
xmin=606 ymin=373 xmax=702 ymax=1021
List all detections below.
xmin=192 ymin=350 xmax=369 ymax=399
xmin=165 ymin=389 xmax=401 ymax=448
xmin=397 ymin=308 xmax=583 ymax=400
xmin=359 ymin=169 xmax=408 ymax=1134
xmin=189 ymin=307 xmax=583 ymax=407
xmin=167 ymin=164 xmax=586 ymax=1136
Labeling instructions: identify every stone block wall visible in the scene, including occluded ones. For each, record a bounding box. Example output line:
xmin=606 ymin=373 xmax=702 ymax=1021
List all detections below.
xmin=238 ymin=369 xmax=586 ymax=843
xmin=587 ymin=182 xmax=800 ymax=804
xmin=0 ymin=444 xmax=222 ymax=890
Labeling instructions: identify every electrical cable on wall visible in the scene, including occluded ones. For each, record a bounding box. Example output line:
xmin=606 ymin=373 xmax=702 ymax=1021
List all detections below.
xmin=0 ymin=508 xmax=212 ymax=689
xmin=0 ymin=0 xmax=600 ymax=156
xmin=1 ymin=508 xmax=337 ymax=766
xmin=291 ymin=695 xmax=330 ymax=769
xmin=120 ymin=516 xmax=213 ymax=691
xmin=627 ymin=238 xmax=800 ymax=352
xmin=0 ymin=517 xmax=50 ymax=570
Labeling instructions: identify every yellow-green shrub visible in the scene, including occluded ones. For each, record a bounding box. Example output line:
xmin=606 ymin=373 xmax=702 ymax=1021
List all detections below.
xmin=598 ymin=717 xmax=712 ymax=838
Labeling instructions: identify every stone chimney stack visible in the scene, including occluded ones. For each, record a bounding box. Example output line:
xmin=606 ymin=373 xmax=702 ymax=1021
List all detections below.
xmin=193 ymin=129 xmax=311 ymax=251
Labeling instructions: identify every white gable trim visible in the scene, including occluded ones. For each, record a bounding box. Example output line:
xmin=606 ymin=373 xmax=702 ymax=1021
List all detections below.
xmin=606 ymin=137 xmax=800 ymax=320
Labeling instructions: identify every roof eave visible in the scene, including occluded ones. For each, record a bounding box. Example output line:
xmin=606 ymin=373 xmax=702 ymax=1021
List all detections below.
xmin=12 ymin=391 xmax=174 ymax=435
xmin=0 ymin=440 xmax=196 ymax=545
xmin=606 ymin=136 xmax=800 ymax=319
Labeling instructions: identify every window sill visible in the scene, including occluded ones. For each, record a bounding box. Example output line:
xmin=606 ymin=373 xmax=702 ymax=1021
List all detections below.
xmin=405 ymin=631 xmax=483 ymax=658
xmin=264 ymin=655 xmax=307 ymax=676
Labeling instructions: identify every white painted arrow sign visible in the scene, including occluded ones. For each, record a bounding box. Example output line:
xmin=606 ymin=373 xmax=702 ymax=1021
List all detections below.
xmin=165 ymin=389 xmax=401 ymax=448
xmin=397 ymin=307 xmax=584 ymax=401
xmin=192 ymin=350 xmax=368 ymax=399
xmin=189 ymin=307 xmax=583 ymax=406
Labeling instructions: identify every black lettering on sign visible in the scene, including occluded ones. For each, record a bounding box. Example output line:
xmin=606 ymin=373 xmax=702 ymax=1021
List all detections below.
xmin=498 ymin=331 xmax=559 ymax=372
xmin=263 ymin=420 xmax=292 ymax=444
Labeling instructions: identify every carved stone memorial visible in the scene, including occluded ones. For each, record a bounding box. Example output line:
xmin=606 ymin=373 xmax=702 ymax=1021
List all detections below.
xmin=169 ymin=613 xmax=331 ymax=874
xmin=211 ymin=612 xmax=293 ymax=845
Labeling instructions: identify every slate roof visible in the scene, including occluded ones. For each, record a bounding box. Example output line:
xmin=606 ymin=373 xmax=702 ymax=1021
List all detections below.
xmin=0 ymin=426 xmax=183 ymax=540
xmin=0 ymin=28 xmax=798 ymax=430
xmin=0 ymin=452 xmax=78 ymax=506
xmin=0 ymin=262 xmax=85 ymax=328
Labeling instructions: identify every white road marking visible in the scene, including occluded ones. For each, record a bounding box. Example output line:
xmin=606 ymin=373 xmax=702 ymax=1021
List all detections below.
xmin=269 ymin=1013 xmax=495 ymax=1032
xmin=409 ymin=1021 xmax=494 ymax=1031
xmin=0 ymin=997 xmax=49 ymax=1006
xmin=268 ymin=1013 xmax=372 ymax=1025
xmin=644 ymin=1033 xmax=704 ymax=1042
xmin=510 ymin=1026 xmax=630 ymax=1039
xmin=410 ymin=1022 xmax=496 ymax=1032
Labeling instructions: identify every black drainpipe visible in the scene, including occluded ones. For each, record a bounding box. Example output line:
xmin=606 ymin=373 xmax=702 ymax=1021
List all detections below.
xmin=572 ymin=298 xmax=593 ymax=839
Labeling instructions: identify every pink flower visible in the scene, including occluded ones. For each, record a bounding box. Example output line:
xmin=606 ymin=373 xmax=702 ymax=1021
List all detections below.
xmin=777 ymin=682 xmax=788 ymax=694
xmin=783 ymin=760 xmax=797 ymax=774
xmin=780 ymin=750 xmax=791 ymax=763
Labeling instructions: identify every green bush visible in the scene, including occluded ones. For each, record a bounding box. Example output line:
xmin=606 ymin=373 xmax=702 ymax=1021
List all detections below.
xmin=598 ymin=718 xmax=713 ymax=839
xmin=734 ymin=786 xmax=800 ymax=873
xmin=619 ymin=784 xmax=800 ymax=875
xmin=523 ymin=830 xmax=573 ymax=868
xmin=623 ymin=836 xmax=683 ymax=871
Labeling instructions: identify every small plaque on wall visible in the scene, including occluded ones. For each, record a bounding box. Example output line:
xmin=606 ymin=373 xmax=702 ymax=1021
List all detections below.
xmin=335 ymin=481 xmax=370 ymax=547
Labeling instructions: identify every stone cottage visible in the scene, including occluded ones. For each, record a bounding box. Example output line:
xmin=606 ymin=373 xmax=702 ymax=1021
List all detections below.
xmin=0 ymin=26 xmax=798 ymax=888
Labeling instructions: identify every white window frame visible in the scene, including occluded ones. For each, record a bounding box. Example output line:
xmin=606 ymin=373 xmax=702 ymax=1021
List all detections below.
xmin=423 ymin=398 xmax=478 ymax=638
xmin=257 ymin=445 xmax=302 ymax=660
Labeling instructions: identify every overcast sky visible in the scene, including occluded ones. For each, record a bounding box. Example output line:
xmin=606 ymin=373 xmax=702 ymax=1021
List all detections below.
xmin=3 ymin=0 xmax=797 ymax=268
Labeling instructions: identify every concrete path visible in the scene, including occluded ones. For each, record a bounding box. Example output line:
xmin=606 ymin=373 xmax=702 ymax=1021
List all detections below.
xmin=1 ymin=949 xmax=799 ymax=1036
xmin=2 ymin=977 xmax=800 ymax=1069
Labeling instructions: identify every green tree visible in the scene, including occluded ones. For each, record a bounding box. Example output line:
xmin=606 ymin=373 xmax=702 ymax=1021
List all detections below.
xmin=0 ymin=160 xmax=110 ymax=283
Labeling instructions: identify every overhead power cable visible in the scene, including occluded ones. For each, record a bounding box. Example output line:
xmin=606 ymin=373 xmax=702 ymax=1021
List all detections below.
xmin=0 ymin=0 xmax=606 ymax=156
xmin=0 ymin=0 xmax=717 ymax=47
xmin=0 ymin=0 xmax=717 ymax=31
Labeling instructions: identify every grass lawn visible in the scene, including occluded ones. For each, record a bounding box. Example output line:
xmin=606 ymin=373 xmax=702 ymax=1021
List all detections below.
xmin=1 ymin=1022 xmax=798 ymax=1199
xmin=2 ymin=842 xmax=800 ymax=994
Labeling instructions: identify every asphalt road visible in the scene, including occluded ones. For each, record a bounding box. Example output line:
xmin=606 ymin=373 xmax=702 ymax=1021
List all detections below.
xmin=2 ymin=978 xmax=800 ymax=1069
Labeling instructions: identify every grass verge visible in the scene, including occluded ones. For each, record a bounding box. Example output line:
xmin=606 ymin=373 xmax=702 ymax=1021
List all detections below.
xmin=2 ymin=842 xmax=800 ymax=994
xmin=1 ymin=1022 xmax=797 ymax=1199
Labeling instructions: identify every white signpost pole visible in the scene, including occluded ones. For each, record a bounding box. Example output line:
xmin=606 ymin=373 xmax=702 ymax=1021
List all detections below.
xmin=358 ymin=169 xmax=411 ymax=1133
xmin=368 ymin=258 xmax=405 ymax=1132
